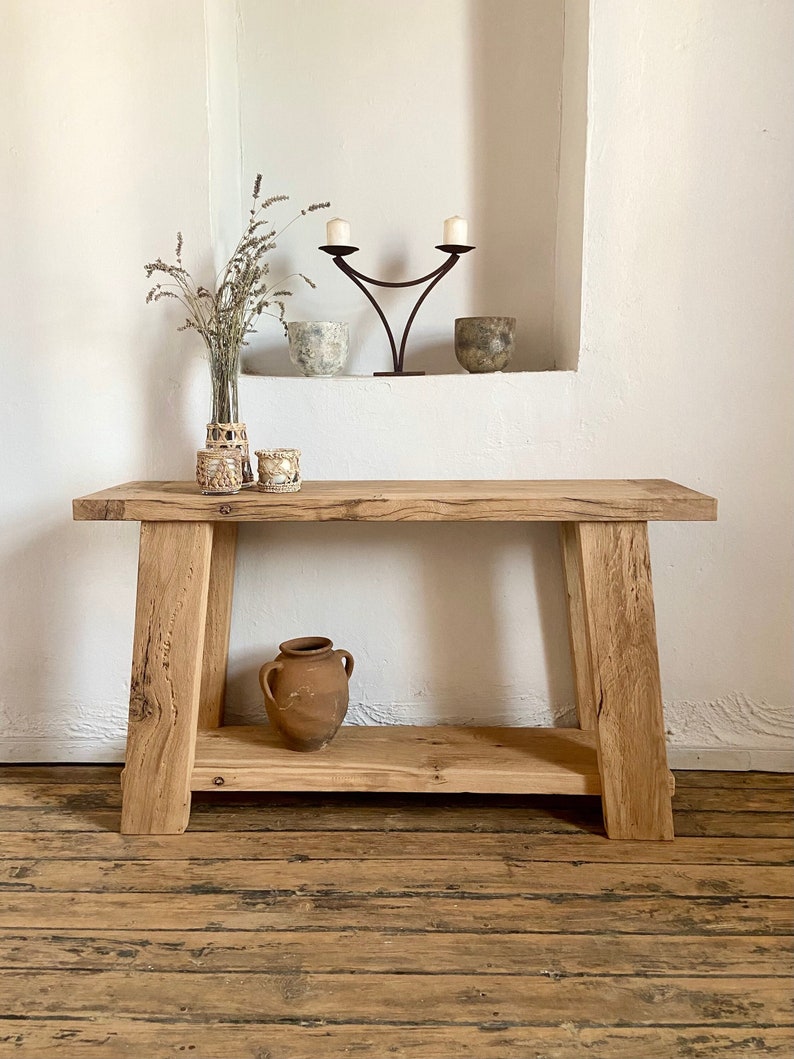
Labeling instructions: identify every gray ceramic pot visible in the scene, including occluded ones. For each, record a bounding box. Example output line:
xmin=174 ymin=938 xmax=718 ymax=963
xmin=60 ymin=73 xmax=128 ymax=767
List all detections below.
xmin=454 ymin=317 xmax=516 ymax=373
xmin=287 ymin=321 xmax=349 ymax=377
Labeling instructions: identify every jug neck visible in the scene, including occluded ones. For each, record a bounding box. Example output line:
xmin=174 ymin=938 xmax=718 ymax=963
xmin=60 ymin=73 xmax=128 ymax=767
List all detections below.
xmin=279 ymin=636 xmax=334 ymax=658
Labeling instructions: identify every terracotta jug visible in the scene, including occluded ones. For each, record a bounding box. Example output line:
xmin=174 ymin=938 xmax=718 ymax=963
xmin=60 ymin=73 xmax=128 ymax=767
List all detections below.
xmin=258 ymin=637 xmax=355 ymax=752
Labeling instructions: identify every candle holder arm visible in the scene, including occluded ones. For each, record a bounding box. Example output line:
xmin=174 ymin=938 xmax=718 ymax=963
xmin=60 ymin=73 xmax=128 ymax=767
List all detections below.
xmin=337 ymin=258 xmax=455 ymax=289
xmin=397 ymin=255 xmax=459 ymax=369
xmin=333 ymin=257 xmax=400 ymax=371
xmin=318 ymin=244 xmax=475 ymax=375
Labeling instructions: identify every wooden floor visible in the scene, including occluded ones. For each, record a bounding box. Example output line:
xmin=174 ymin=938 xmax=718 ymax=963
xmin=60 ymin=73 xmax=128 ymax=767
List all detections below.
xmin=0 ymin=768 xmax=791 ymax=1058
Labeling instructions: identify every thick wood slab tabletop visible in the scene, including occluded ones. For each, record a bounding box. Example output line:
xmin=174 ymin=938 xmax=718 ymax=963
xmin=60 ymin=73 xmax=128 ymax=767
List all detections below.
xmin=73 ymin=479 xmax=717 ymax=522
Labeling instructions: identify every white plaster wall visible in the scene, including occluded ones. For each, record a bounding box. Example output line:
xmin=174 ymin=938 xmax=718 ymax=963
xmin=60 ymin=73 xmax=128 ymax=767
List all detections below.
xmin=0 ymin=0 xmax=212 ymax=758
xmin=0 ymin=0 xmax=792 ymax=766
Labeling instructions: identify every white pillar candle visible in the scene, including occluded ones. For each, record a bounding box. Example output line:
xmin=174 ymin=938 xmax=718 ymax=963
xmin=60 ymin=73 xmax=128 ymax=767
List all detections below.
xmin=443 ymin=215 xmax=468 ymax=245
xmin=326 ymin=217 xmax=351 ymax=246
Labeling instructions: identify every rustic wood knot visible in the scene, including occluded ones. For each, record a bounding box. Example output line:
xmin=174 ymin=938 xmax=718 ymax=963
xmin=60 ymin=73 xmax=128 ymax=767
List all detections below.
xmin=213 ymin=776 xmax=225 ymax=786
xmin=218 ymin=504 xmax=232 ymax=515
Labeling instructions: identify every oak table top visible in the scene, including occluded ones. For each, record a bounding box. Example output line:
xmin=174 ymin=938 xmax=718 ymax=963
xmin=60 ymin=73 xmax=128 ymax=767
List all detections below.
xmin=73 ymin=479 xmax=717 ymax=523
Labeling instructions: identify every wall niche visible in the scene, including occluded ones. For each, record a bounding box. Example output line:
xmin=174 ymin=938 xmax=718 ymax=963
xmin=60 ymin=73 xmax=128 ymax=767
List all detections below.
xmin=209 ymin=0 xmax=588 ymax=376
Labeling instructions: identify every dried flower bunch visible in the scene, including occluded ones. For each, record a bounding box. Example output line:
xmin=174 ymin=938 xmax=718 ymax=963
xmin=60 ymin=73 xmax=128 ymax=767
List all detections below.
xmin=145 ymin=175 xmax=329 ymax=422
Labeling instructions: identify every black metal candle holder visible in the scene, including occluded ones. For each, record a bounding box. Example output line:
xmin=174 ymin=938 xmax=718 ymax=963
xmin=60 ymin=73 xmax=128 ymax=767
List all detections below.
xmin=319 ymin=243 xmax=475 ymax=375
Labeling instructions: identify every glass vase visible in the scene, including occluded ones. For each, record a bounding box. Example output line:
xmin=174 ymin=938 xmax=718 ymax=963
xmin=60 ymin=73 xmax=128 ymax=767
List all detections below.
xmin=205 ymin=422 xmax=254 ymax=487
xmin=206 ymin=360 xmax=253 ymax=486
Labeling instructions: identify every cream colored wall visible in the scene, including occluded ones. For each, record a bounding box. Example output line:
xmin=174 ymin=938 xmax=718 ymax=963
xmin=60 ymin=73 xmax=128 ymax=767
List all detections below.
xmin=0 ymin=0 xmax=791 ymax=766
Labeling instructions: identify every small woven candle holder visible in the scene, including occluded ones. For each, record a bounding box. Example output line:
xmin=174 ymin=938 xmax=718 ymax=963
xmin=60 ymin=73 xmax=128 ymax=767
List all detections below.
xmin=205 ymin=422 xmax=254 ymax=486
xmin=256 ymin=448 xmax=302 ymax=493
xmin=196 ymin=448 xmax=243 ymax=495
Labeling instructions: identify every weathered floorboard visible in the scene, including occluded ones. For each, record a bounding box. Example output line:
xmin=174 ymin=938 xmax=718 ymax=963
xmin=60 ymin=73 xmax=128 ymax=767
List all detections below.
xmin=1 ymin=857 xmax=790 ymax=898
xmin=3 ymin=779 xmax=792 ymax=813
xmin=0 ymin=768 xmax=790 ymax=1059
xmin=0 ymin=830 xmax=790 ymax=865
xmin=0 ymin=929 xmax=789 ymax=977
xmin=1 ymin=970 xmax=790 ymax=1025
xmin=2 ymin=803 xmax=791 ymax=838
xmin=1 ymin=891 xmax=790 ymax=935
xmin=1 ymin=1023 xmax=791 ymax=1059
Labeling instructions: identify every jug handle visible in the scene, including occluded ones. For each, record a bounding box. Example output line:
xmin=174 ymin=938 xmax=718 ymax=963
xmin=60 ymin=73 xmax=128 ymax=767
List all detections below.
xmin=334 ymin=649 xmax=355 ymax=680
xmin=259 ymin=660 xmax=284 ymax=706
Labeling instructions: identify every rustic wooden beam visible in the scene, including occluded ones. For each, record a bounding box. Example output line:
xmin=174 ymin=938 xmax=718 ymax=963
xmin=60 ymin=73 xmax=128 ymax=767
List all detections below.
xmin=577 ymin=521 xmax=675 ymax=840
xmin=121 ymin=521 xmax=213 ymax=834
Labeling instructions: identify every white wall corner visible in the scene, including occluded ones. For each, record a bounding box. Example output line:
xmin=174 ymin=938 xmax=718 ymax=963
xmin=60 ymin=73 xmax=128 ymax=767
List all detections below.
xmin=551 ymin=0 xmax=589 ymax=370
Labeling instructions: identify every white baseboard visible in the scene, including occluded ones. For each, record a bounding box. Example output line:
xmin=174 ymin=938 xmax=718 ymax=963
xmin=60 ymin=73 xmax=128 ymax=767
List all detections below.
xmin=0 ymin=735 xmax=792 ymax=772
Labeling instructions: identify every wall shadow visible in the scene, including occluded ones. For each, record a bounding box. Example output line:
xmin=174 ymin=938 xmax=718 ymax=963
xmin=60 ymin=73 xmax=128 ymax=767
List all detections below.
xmin=404 ymin=338 xmax=462 ymax=376
xmin=525 ymin=523 xmax=578 ymax=726
xmin=468 ymin=0 xmax=565 ymax=372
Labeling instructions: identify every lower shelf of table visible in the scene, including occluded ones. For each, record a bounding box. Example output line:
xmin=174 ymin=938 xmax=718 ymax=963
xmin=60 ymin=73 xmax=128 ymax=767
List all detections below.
xmin=192 ymin=725 xmax=616 ymax=796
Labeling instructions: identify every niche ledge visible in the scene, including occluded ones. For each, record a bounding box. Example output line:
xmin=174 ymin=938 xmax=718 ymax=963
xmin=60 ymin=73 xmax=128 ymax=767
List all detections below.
xmin=242 ymin=368 xmax=577 ymax=381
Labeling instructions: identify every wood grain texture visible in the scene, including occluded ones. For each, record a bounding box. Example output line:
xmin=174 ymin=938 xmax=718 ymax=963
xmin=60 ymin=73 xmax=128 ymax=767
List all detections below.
xmin=2 ymin=857 xmax=789 ymax=898
xmin=1 ymin=1024 xmax=791 ymax=1059
xmin=3 ymin=775 xmax=791 ymax=838
xmin=3 ymin=765 xmax=789 ymax=788
xmin=3 ymin=890 xmax=789 ymax=935
xmin=559 ymin=523 xmax=597 ymax=729
xmin=190 ymin=725 xmax=610 ymax=795
xmin=72 ymin=478 xmax=718 ymax=522
xmin=2 ymin=794 xmax=792 ymax=839
xmin=0 ymin=768 xmax=791 ymax=1059
xmin=121 ymin=522 xmax=212 ymax=835
xmin=1 ymin=970 xmax=789 ymax=1026
xmin=1 ymin=827 xmax=790 ymax=865
xmin=198 ymin=523 xmax=237 ymax=729
xmin=577 ymin=522 xmax=675 ymax=840
xmin=1 ymin=929 xmax=788 ymax=976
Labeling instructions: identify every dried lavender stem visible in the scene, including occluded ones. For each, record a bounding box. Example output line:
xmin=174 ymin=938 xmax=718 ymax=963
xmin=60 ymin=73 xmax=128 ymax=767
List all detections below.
xmin=146 ymin=175 xmax=329 ymax=421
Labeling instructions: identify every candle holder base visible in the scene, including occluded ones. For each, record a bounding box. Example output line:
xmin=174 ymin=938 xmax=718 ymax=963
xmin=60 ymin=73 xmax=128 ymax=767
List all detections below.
xmin=435 ymin=244 xmax=476 ymax=255
xmin=373 ymin=371 xmax=426 ymax=377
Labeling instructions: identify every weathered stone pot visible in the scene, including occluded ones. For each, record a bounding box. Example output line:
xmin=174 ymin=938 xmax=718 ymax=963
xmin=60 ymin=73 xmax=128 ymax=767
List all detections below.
xmin=454 ymin=316 xmax=516 ymax=373
xmin=258 ymin=636 xmax=355 ymax=751
xmin=287 ymin=321 xmax=349 ymax=377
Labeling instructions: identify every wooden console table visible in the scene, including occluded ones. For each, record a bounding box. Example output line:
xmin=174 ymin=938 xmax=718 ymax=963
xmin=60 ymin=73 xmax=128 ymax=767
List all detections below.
xmin=73 ymin=479 xmax=716 ymax=840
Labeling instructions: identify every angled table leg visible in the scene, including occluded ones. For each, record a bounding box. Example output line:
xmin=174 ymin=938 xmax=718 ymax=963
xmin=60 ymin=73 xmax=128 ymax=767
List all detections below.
xmin=576 ymin=521 xmax=675 ymax=840
xmin=198 ymin=523 xmax=238 ymax=729
xmin=121 ymin=520 xmax=213 ymax=834
xmin=559 ymin=523 xmax=597 ymax=731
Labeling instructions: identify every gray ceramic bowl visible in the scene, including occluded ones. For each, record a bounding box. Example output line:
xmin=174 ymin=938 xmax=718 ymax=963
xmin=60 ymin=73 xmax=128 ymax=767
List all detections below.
xmin=287 ymin=321 xmax=349 ymax=377
xmin=454 ymin=317 xmax=516 ymax=373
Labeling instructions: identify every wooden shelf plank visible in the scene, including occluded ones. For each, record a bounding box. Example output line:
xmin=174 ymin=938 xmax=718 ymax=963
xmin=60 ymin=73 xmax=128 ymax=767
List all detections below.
xmin=73 ymin=479 xmax=718 ymax=523
xmin=191 ymin=725 xmax=606 ymax=795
